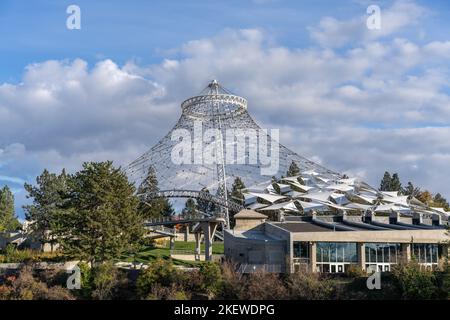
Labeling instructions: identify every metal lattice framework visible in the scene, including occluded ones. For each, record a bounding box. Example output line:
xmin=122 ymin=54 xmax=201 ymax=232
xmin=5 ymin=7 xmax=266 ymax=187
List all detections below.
xmin=139 ymin=190 xmax=243 ymax=213
xmin=127 ymin=80 xmax=341 ymax=226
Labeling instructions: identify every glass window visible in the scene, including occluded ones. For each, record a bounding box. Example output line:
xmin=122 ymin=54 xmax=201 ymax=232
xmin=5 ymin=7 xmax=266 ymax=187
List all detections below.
xmin=383 ymin=246 xmax=390 ymax=263
xmin=365 ymin=243 xmax=401 ymax=265
xmin=432 ymin=245 xmax=438 ymax=263
xmin=293 ymin=241 xmax=309 ymax=259
xmin=412 ymin=244 xmax=439 ymax=264
xmin=331 ymin=243 xmax=337 ymax=262
xmin=316 ymin=242 xmax=357 ymax=263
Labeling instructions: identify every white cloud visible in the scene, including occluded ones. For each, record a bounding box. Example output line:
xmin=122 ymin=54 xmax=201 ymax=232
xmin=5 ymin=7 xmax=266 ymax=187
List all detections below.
xmin=309 ymin=0 xmax=428 ymax=48
xmin=1 ymin=3 xmax=450 ymax=215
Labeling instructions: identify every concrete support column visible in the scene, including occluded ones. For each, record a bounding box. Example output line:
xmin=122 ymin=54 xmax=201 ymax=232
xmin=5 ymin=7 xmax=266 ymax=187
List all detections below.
xmin=169 ymin=236 xmax=175 ymax=251
xmin=184 ymin=227 xmax=189 ymax=242
xmin=401 ymin=243 xmax=411 ymax=262
xmin=309 ymin=242 xmax=317 ymax=273
xmin=194 ymin=232 xmax=201 ymax=261
xmin=200 ymin=222 xmax=218 ymax=261
xmin=358 ymin=243 xmax=366 ymax=272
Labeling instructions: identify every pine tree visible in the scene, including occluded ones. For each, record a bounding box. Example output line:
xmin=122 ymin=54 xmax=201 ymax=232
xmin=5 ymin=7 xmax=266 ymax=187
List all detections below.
xmin=0 ymin=186 xmax=20 ymax=231
xmin=403 ymin=182 xmax=421 ymax=197
xmin=182 ymin=198 xmax=197 ymax=216
xmin=54 ymin=161 xmax=144 ymax=264
xmin=23 ymin=169 xmax=69 ymax=247
xmin=161 ymin=199 xmax=175 ymax=217
xmin=390 ymin=173 xmax=402 ymax=192
xmin=230 ymin=177 xmax=246 ymax=205
xmin=137 ymin=166 xmax=171 ymax=219
xmin=379 ymin=171 xmax=392 ymax=191
xmin=287 ymin=161 xmax=300 ymax=177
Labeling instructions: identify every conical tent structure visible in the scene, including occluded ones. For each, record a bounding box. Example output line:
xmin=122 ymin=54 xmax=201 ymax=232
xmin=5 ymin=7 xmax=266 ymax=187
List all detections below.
xmin=127 ymin=80 xmax=339 ymax=197
xmin=128 ymin=80 xmax=338 ymax=193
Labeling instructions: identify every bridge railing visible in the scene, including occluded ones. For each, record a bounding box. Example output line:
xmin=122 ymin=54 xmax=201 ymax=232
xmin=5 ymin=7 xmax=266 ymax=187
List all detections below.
xmin=145 ymin=212 xmax=227 ymax=225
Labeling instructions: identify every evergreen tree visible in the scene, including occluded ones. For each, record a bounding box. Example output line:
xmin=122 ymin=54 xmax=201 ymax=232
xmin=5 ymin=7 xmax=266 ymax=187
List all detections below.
xmin=54 ymin=161 xmax=144 ymax=264
xmin=182 ymin=198 xmax=197 ymax=216
xmin=379 ymin=171 xmax=392 ymax=191
xmin=0 ymin=186 xmax=20 ymax=231
xmin=379 ymin=171 xmax=402 ymax=192
xmin=229 ymin=177 xmax=246 ymax=205
xmin=390 ymin=173 xmax=402 ymax=192
xmin=137 ymin=166 xmax=171 ymax=219
xmin=403 ymin=182 xmax=421 ymax=198
xmin=286 ymin=161 xmax=300 ymax=177
xmin=161 ymin=199 xmax=175 ymax=217
xmin=432 ymin=193 xmax=449 ymax=210
xmin=23 ymin=169 xmax=69 ymax=247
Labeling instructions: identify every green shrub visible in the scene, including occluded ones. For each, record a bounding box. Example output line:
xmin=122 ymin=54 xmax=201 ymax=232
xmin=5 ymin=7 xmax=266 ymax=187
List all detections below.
xmin=136 ymin=259 xmax=180 ymax=299
xmin=391 ymin=261 xmax=440 ymax=300
xmin=199 ymin=262 xmax=222 ymax=296
xmin=91 ymin=262 xmax=119 ymax=300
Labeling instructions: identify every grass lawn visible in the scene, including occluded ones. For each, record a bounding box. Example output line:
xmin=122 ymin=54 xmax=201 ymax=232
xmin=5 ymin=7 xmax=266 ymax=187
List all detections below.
xmin=119 ymin=241 xmax=224 ymax=267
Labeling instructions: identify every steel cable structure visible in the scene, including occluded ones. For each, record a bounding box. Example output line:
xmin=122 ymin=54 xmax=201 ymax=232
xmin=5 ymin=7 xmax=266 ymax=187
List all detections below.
xmin=127 ymin=80 xmax=342 ymax=226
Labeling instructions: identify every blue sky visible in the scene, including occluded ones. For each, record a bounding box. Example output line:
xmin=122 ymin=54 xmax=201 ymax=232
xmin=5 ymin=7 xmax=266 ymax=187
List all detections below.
xmin=2 ymin=0 xmax=449 ymax=81
xmin=1 ymin=0 xmax=450 ymax=219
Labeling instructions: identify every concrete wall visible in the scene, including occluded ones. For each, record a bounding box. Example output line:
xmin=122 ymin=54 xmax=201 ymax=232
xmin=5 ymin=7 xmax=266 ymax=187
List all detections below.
xmin=224 ymin=230 xmax=286 ymax=271
xmin=234 ymin=218 xmax=266 ymax=232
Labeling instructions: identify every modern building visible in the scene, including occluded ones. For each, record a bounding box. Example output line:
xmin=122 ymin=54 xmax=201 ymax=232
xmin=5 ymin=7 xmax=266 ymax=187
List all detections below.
xmin=224 ymin=210 xmax=450 ymax=273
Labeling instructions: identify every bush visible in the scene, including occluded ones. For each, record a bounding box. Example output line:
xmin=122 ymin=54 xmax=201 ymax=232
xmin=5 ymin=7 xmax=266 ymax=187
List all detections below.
xmin=242 ymin=271 xmax=288 ymax=300
xmin=220 ymin=261 xmax=244 ymax=299
xmin=1 ymin=245 xmax=63 ymax=263
xmin=91 ymin=262 xmax=120 ymax=300
xmin=345 ymin=265 xmax=366 ymax=278
xmin=7 ymin=266 xmax=74 ymax=300
xmin=391 ymin=261 xmax=440 ymax=300
xmin=136 ymin=259 xmax=181 ymax=299
xmin=286 ymin=271 xmax=335 ymax=300
xmin=146 ymin=283 xmax=189 ymax=300
xmin=199 ymin=262 xmax=222 ymax=297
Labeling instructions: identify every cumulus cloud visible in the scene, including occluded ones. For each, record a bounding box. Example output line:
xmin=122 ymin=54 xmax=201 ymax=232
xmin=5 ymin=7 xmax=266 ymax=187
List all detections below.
xmin=1 ymin=3 xmax=450 ymax=217
xmin=309 ymin=0 xmax=428 ymax=48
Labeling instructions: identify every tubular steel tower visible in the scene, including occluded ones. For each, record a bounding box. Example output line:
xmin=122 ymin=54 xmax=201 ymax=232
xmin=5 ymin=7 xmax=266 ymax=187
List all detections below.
xmin=127 ymin=80 xmax=340 ymax=227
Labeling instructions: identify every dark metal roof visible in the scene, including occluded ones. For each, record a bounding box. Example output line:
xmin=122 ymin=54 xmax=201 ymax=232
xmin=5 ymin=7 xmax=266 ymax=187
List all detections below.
xmin=273 ymin=222 xmax=332 ymax=233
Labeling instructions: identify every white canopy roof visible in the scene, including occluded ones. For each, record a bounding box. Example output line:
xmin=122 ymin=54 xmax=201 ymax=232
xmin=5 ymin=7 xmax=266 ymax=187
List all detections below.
xmin=296 ymin=200 xmax=327 ymax=212
xmin=298 ymin=191 xmax=333 ymax=202
xmin=249 ymin=192 xmax=286 ymax=204
xmin=259 ymin=201 xmax=299 ymax=212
